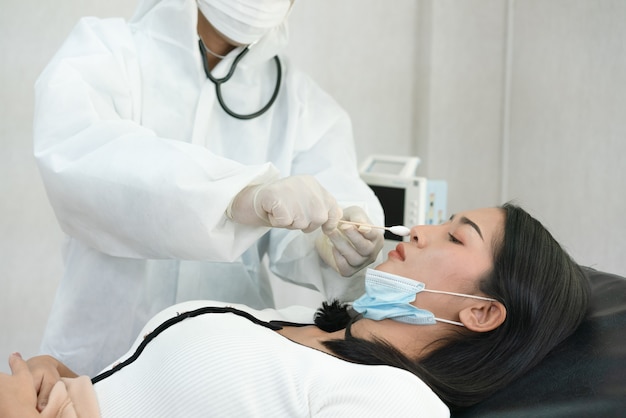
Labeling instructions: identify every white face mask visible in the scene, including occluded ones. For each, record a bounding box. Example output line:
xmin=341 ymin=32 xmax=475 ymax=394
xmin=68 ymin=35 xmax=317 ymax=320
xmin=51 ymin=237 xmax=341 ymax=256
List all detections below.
xmin=197 ymin=0 xmax=292 ymax=45
xmin=351 ymin=269 xmax=498 ymax=327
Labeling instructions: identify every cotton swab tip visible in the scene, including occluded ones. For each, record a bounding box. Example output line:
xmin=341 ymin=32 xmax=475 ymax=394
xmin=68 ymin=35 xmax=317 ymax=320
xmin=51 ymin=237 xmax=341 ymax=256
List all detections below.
xmin=387 ymin=225 xmax=411 ymax=236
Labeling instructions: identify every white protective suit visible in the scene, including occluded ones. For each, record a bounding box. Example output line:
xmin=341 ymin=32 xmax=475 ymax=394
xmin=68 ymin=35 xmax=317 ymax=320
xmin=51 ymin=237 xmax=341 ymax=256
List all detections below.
xmin=34 ymin=0 xmax=383 ymax=376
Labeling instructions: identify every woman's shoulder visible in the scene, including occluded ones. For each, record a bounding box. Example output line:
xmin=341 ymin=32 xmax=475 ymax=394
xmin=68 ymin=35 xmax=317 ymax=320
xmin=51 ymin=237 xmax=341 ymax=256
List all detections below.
xmin=151 ymin=300 xmax=317 ymax=323
xmin=310 ymin=360 xmax=450 ymax=417
xmin=115 ymin=300 xmax=449 ymax=416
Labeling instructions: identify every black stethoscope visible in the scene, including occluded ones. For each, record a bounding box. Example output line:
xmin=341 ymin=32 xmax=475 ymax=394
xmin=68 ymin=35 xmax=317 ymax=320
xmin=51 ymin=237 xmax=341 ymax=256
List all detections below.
xmin=199 ymin=39 xmax=282 ymax=120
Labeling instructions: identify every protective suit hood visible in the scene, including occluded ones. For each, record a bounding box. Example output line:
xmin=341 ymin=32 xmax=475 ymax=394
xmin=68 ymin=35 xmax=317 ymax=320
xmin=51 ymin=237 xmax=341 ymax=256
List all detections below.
xmin=129 ymin=0 xmax=294 ymax=67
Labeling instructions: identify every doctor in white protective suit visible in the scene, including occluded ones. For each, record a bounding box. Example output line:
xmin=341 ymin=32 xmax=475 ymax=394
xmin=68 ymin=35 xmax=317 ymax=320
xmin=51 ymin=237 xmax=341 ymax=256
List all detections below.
xmin=34 ymin=0 xmax=384 ymax=376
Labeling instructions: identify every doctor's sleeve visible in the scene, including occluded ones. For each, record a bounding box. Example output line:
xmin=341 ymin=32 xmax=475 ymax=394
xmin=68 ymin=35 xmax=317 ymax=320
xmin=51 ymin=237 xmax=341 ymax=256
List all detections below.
xmin=33 ymin=17 xmax=276 ymax=261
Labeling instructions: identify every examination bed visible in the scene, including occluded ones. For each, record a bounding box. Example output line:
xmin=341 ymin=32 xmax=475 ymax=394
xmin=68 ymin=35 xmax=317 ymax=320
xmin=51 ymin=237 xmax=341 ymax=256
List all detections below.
xmin=453 ymin=267 xmax=626 ymax=418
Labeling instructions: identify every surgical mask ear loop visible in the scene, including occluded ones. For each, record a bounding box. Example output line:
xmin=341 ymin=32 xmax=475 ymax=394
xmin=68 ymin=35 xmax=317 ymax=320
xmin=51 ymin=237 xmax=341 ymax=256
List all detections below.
xmin=434 ymin=317 xmax=465 ymax=327
xmin=421 ymin=289 xmax=498 ymax=327
xmin=198 ymin=39 xmax=282 ymax=120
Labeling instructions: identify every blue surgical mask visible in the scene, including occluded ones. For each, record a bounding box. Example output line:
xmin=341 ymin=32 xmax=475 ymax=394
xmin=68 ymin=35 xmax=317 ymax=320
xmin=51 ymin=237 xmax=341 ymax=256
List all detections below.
xmin=351 ymin=268 xmax=497 ymax=326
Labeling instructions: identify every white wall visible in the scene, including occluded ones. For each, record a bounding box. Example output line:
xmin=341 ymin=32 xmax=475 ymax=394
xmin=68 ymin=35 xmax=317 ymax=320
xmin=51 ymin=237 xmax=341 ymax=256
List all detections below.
xmin=416 ymin=0 xmax=626 ymax=273
xmin=0 ymin=0 xmax=139 ymax=373
xmin=285 ymin=0 xmax=420 ymax=161
xmin=506 ymin=0 xmax=626 ymax=270
xmin=414 ymin=0 xmax=508 ymax=209
xmin=1 ymin=0 xmax=625 ymax=373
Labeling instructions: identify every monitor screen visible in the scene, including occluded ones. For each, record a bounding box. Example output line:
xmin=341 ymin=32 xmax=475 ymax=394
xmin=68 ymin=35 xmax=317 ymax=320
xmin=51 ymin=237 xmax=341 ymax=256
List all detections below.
xmin=367 ymin=160 xmax=406 ymax=175
xmin=368 ymin=184 xmax=405 ymax=241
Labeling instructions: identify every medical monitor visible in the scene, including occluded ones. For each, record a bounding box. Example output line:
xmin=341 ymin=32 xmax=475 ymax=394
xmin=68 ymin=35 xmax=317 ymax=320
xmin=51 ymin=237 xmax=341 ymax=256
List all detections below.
xmin=360 ymin=155 xmax=448 ymax=244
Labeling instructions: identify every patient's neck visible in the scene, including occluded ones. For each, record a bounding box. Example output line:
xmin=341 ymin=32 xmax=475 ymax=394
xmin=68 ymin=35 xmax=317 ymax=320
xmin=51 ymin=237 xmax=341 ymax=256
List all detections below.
xmin=276 ymin=326 xmax=345 ymax=355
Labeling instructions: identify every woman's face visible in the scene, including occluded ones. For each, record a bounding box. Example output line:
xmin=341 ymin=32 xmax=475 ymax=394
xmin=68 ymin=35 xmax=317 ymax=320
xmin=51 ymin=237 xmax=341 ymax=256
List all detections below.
xmin=346 ymin=207 xmax=506 ymax=357
xmin=376 ymin=207 xmax=505 ymax=312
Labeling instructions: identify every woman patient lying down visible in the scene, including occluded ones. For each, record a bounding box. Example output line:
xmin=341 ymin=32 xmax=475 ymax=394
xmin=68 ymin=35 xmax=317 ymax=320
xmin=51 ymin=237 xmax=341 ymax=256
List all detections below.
xmin=0 ymin=203 xmax=589 ymax=417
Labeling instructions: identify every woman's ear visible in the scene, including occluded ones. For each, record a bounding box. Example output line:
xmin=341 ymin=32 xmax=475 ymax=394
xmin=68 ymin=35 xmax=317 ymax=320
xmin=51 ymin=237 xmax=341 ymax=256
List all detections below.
xmin=459 ymin=301 xmax=507 ymax=332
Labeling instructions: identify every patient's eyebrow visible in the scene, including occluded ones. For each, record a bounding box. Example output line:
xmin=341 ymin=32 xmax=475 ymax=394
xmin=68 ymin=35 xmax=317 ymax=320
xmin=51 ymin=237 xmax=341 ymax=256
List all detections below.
xmin=449 ymin=214 xmax=484 ymax=241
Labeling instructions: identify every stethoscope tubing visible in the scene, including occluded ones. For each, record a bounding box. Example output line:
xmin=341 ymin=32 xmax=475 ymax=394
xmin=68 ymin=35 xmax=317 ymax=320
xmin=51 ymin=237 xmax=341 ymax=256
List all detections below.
xmin=199 ymin=39 xmax=282 ymax=120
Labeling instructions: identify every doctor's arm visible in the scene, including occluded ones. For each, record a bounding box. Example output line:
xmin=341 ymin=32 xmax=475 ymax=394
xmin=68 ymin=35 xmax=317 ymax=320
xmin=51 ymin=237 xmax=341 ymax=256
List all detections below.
xmin=33 ymin=18 xmax=276 ymax=261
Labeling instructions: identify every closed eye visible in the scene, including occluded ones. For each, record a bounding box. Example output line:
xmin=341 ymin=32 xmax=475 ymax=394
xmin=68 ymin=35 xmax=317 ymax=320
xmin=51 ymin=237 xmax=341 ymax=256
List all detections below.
xmin=448 ymin=233 xmax=462 ymax=244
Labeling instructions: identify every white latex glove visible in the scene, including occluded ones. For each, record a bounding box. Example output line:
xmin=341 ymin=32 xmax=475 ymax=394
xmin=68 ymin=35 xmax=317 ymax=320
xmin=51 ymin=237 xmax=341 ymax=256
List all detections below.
xmin=227 ymin=175 xmax=343 ymax=233
xmin=315 ymin=206 xmax=385 ymax=277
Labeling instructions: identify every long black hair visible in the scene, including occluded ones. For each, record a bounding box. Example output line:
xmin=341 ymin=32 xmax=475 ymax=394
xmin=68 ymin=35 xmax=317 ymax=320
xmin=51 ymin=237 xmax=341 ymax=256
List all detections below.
xmin=316 ymin=203 xmax=590 ymax=410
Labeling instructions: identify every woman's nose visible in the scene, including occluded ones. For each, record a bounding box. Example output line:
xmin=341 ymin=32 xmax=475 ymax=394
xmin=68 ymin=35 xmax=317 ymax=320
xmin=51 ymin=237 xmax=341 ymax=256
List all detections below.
xmin=410 ymin=224 xmax=440 ymax=248
xmin=410 ymin=225 xmax=425 ymax=248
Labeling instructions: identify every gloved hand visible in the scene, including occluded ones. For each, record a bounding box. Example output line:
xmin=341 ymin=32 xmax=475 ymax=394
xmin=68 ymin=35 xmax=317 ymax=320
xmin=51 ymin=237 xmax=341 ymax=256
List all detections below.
xmin=227 ymin=175 xmax=343 ymax=233
xmin=315 ymin=206 xmax=385 ymax=277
